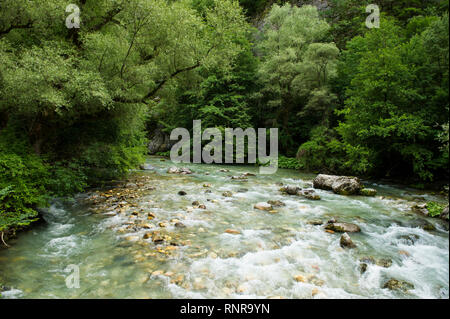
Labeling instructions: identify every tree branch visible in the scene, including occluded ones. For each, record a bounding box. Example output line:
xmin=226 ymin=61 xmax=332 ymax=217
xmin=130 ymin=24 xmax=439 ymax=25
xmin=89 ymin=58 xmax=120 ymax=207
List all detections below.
xmin=0 ymin=21 xmax=33 ymax=38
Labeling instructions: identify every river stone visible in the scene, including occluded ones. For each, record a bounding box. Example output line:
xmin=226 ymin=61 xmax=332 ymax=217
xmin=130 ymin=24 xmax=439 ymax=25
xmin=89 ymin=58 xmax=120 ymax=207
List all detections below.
xmin=254 ymin=202 xmax=273 ymax=211
xmin=178 ymin=191 xmax=187 ymax=196
xmin=222 ymin=191 xmax=233 ymax=197
xmin=139 ymin=164 xmax=154 ymax=170
xmin=280 ymin=185 xmax=301 ymax=195
xmin=360 ymin=188 xmax=377 ymax=196
xmin=376 ymin=258 xmax=393 ymax=268
xmin=225 ymin=229 xmax=241 ymax=235
xmin=359 ymin=263 xmax=368 ymax=274
xmin=308 ymin=219 xmax=323 ymax=226
xmin=412 ymin=203 xmax=429 ymax=216
xmin=398 ymin=234 xmax=420 ymax=245
xmin=325 ymin=222 xmax=361 ymax=233
xmin=340 ymin=233 xmax=356 ymax=248
xmin=267 ymin=200 xmax=286 ymax=207
xmin=441 ymin=205 xmax=449 ymax=221
xmin=299 ymin=189 xmax=321 ymax=200
xmin=168 ymin=167 xmax=193 ymax=175
xmin=237 ymin=188 xmax=249 ymax=193
xmin=383 ymin=279 xmax=414 ymax=291
xmin=313 ymin=174 xmax=362 ymax=195
xmin=413 ymin=219 xmax=436 ymax=231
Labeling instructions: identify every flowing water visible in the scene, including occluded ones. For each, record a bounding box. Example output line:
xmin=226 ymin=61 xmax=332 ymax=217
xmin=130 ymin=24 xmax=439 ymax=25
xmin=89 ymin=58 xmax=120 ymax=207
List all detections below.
xmin=0 ymin=157 xmax=448 ymax=299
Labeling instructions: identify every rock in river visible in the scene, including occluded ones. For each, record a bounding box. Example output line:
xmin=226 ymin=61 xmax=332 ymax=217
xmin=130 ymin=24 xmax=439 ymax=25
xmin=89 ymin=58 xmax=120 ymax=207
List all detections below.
xmin=267 ymin=200 xmax=286 ymax=207
xmin=383 ymin=279 xmax=414 ymax=291
xmin=313 ymin=174 xmax=362 ymax=195
xmin=325 ymin=222 xmax=361 ymax=233
xmin=279 ymin=185 xmax=301 ymax=195
xmin=340 ymin=233 xmax=356 ymax=248
xmin=360 ymin=188 xmax=377 ymax=196
xmin=254 ymin=202 xmax=273 ymax=211
xmin=441 ymin=205 xmax=449 ymax=221
xmin=168 ymin=167 xmax=193 ymax=175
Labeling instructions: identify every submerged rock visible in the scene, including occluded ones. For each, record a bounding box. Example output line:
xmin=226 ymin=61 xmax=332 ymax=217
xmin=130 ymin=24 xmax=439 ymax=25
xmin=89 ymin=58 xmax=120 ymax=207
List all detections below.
xmin=359 ymin=263 xmax=368 ymax=274
xmin=340 ymin=233 xmax=356 ymax=248
xmin=412 ymin=203 xmax=429 ymax=217
xmin=308 ymin=219 xmax=323 ymax=226
xmin=376 ymin=258 xmax=393 ymax=268
xmin=325 ymin=222 xmax=361 ymax=233
xmin=360 ymin=188 xmax=377 ymax=196
xmin=178 ymin=191 xmax=187 ymax=196
xmin=413 ymin=219 xmax=436 ymax=231
xmin=383 ymin=279 xmax=414 ymax=291
xmin=222 ymin=191 xmax=233 ymax=197
xmin=313 ymin=174 xmax=362 ymax=195
xmin=267 ymin=200 xmax=286 ymax=207
xmin=225 ymin=229 xmax=241 ymax=235
xmin=168 ymin=167 xmax=193 ymax=175
xmin=254 ymin=202 xmax=273 ymax=211
xmin=140 ymin=164 xmax=154 ymax=170
xmin=298 ymin=189 xmax=321 ymax=200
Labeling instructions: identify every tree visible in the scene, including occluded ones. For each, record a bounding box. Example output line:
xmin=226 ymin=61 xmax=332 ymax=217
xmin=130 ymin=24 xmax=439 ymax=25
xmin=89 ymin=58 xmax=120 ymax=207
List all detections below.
xmin=255 ymin=4 xmax=339 ymax=153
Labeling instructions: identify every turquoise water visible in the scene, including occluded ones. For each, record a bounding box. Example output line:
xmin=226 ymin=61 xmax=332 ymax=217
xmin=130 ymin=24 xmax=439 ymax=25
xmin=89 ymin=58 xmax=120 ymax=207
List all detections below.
xmin=0 ymin=157 xmax=448 ymax=299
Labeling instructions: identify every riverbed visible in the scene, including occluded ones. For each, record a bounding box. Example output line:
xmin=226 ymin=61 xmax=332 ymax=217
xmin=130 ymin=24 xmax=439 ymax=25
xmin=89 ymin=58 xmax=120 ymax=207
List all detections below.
xmin=0 ymin=157 xmax=448 ymax=299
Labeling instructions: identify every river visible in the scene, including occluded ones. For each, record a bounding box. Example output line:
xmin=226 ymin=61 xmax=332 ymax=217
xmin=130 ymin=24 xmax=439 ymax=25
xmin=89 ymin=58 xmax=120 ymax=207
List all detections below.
xmin=0 ymin=157 xmax=448 ymax=299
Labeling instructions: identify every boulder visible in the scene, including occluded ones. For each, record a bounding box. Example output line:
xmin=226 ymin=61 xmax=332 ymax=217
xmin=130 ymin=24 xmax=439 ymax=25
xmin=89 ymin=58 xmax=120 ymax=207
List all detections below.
xmin=148 ymin=127 xmax=175 ymax=155
xmin=340 ymin=233 xmax=356 ymax=248
xmin=254 ymin=202 xmax=273 ymax=211
xmin=280 ymin=185 xmax=301 ymax=195
xmin=383 ymin=279 xmax=414 ymax=291
xmin=325 ymin=222 xmax=361 ymax=233
xmin=313 ymin=174 xmax=362 ymax=195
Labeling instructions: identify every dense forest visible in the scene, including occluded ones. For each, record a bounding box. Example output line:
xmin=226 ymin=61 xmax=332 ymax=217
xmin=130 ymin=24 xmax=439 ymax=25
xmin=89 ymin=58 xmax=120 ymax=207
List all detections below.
xmin=1 ymin=0 xmax=449 ymax=237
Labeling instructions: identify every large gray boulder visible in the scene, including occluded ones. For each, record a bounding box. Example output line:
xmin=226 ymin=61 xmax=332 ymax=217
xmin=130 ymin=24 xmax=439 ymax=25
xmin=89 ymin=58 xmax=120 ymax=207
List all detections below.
xmin=313 ymin=174 xmax=363 ymax=195
xmin=148 ymin=127 xmax=175 ymax=155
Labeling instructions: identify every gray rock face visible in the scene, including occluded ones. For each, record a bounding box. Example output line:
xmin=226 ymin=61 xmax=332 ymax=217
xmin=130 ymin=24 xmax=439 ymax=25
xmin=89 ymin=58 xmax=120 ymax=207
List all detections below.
xmin=325 ymin=222 xmax=361 ymax=233
xmin=148 ymin=128 xmax=175 ymax=155
xmin=313 ymin=174 xmax=362 ymax=195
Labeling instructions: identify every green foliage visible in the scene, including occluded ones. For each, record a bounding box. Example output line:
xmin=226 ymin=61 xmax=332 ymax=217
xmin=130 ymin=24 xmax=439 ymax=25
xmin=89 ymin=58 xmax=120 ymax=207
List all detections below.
xmin=335 ymin=16 xmax=449 ymax=181
xmin=297 ymin=126 xmax=349 ymax=174
xmin=426 ymin=201 xmax=446 ymax=218
xmin=277 ymin=156 xmax=301 ymax=170
xmin=255 ymin=4 xmax=339 ymax=153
